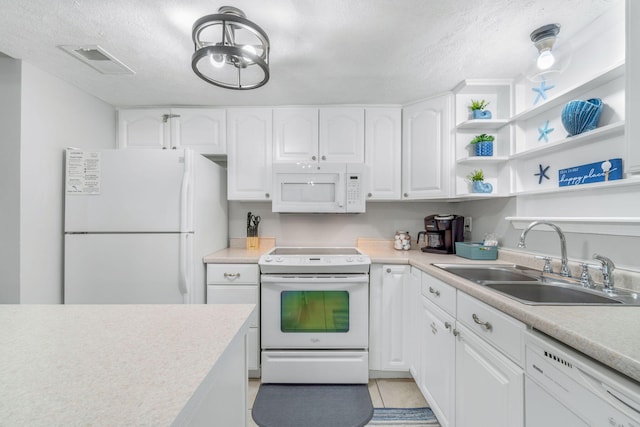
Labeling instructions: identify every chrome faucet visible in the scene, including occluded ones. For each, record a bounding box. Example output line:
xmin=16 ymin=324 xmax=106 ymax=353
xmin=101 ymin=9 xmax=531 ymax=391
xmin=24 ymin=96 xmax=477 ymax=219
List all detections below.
xmin=593 ymin=254 xmax=615 ymax=292
xmin=518 ymin=221 xmax=571 ymax=277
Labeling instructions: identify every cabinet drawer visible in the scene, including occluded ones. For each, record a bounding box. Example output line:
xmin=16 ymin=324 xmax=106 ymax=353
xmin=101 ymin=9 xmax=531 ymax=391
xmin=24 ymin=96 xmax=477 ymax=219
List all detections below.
xmin=206 ymin=285 xmax=258 ymax=327
xmin=421 ymin=273 xmax=456 ymax=317
xmin=457 ymin=292 xmax=525 ymax=365
xmin=207 ymin=264 xmax=259 ymax=284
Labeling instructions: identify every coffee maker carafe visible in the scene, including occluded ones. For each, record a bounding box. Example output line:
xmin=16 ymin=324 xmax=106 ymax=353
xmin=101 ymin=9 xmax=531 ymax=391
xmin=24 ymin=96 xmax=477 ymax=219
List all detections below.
xmin=416 ymin=214 xmax=464 ymax=254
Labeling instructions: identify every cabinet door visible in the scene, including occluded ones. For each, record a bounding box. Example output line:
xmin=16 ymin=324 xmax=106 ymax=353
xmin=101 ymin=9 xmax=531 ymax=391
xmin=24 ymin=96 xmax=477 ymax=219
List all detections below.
xmin=627 ymin=0 xmax=640 ymax=174
xmin=117 ymin=108 xmax=170 ymax=149
xmin=408 ymin=267 xmax=422 ymax=379
xmin=365 ymin=108 xmax=402 ymax=200
xmin=273 ymin=108 xmax=319 ymax=162
xmin=455 ymin=323 xmax=524 ymax=427
xmin=319 ymin=108 xmax=365 ymax=163
xmin=420 ymin=297 xmax=455 ymax=427
xmin=227 ymin=109 xmax=273 ymax=200
xmin=402 ymin=94 xmax=452 ymax=199
xmin=380 ymin=265 xmax=410 ymax=371
xmin=171 ymin=108 xmax=226 ymax=155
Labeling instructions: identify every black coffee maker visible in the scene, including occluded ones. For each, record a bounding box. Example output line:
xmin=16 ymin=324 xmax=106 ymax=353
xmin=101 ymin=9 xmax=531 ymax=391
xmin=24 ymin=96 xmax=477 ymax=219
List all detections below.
xmin=416 ymin=214 xmax=465 ymax=254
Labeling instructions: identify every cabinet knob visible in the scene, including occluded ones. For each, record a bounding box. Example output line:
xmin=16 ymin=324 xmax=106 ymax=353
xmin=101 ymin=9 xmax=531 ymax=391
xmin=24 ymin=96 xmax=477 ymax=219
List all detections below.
xmin=386 ymin=268 xmax=392 ymax=273
xmin=321 ymin=155 xmax=326 ymax=161
xmin=367 ymin=193 xmax=372 ymax=198
xmin=429 ymin=286 xmax=441 ymax=297
xmin=171 ymin=146 xmax=176 ymax=150
xmin=453 ymin=329 xmax=460 ymax=337
xmin=312 ymin=155 xmax=317 ymax=161
xmin=162 ymin=147 xmax=167 ymax=150
xmin=404 ymin=193 xmax=408 ymax=197
xmin=265 ymin=193 xmax=270 ymax=199
xmin=444 ymin=322 xmax=452 ymax=330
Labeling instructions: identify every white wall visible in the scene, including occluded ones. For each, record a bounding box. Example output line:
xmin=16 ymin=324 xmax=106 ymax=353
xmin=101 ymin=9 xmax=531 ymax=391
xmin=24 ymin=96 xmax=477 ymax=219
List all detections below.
xmin=17 ymin=62 xmax=115 ymax=303
xmin=0 ymin=57 xmax=22 ymax=303
xmin=229 ymin=201 xmax=465 ymax=247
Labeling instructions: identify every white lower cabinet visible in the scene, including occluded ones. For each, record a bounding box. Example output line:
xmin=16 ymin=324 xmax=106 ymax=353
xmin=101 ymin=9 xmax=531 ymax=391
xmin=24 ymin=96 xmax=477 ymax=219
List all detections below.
xmin=419 ymin=295 xmax=455 ymax=427
xmin=409 ymin=270 xmax=524 ymax=427
xmin=454 ymin=322 xmax=523 ymax=427
xmin=369 ymin=264 xmax=411 ymax=372
xmin=206 ymin=264 xmax=260 ymax=377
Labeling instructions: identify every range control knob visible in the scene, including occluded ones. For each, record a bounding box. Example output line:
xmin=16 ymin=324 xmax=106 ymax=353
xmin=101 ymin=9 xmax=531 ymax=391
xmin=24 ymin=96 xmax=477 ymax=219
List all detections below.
xmin=263 ymin=256 xmax=273 ymax=262
xmin=275 ymin=257 xmax=284 ymax=263
xmin=346 ymin=257 xmax=354 ymax=262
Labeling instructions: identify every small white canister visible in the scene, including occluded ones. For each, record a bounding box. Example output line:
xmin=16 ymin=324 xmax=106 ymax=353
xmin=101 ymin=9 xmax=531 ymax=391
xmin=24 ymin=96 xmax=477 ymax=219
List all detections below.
xmin=394 ymin=231 xmax=411 ymax=251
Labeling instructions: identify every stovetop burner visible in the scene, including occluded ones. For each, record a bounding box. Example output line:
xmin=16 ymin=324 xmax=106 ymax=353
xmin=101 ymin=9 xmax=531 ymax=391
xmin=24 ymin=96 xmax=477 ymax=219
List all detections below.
xmin=259 ymin=247 xmax=370 ymax=274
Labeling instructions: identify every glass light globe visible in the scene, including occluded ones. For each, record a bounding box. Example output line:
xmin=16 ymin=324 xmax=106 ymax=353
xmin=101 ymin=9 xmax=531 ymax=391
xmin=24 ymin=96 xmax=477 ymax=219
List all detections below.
xmin=537 ymin=50 xmax=556 ymax=70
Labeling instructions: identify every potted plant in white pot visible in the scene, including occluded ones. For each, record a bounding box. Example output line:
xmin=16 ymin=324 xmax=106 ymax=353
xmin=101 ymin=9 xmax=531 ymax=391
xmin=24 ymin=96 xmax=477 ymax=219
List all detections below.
xmin=470 ymin=133 xmax=495 ymax=156
xmin=467 ymin=169 xmax=493 ymax=193
xmin=468 ymin=99 xmax=492 ymax=119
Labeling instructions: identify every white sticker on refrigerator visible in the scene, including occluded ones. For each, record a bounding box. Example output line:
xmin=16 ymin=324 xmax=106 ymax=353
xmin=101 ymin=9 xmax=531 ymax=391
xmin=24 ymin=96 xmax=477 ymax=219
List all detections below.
xmin=65 ymin=149 xmax=101 ymax=194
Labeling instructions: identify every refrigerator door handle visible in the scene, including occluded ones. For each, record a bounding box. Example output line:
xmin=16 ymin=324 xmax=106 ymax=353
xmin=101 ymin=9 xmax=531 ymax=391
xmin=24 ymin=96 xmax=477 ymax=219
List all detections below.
xmin=179 ymin=150 xmax=192 ymax=233
xmin=178 ymin=233 xmax=190 ymax=299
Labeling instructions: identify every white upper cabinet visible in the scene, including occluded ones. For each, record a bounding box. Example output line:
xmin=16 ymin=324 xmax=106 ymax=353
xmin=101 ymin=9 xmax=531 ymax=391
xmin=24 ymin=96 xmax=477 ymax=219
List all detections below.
xmin=402 ymin=94 xmax=453 ymax=199
xmin=365 ymin=108 xmax=402 ymax=200
xmin=273 ymin=108 xmax=319 ymax=162
xmin=117 ymin=108 xmax=226 ymax=155
xmin=627 ymin=0 xmax=640 ymax=174
xmin=319 ymin=108 xmax=365 ymax=163
xmin=226 ymin=108 xmax=273 ymax=201
xmin=118 ymin=108 xmax=169 ymax=150
xmin=273 ymin=107 xmax=364 ymax=163
xmin=170 ymin=108 xmax=226 ymax=155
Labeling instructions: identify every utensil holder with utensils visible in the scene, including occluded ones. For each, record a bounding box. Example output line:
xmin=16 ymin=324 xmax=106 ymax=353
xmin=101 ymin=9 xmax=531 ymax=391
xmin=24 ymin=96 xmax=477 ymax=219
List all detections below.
xmin=247 ymin=212 xmax=260 ymax=249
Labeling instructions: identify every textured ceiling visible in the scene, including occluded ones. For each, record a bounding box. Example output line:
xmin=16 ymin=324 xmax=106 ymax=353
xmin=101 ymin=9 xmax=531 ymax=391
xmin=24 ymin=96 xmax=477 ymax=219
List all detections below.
xmin=0 ymin=0 xmax=620 ymax=107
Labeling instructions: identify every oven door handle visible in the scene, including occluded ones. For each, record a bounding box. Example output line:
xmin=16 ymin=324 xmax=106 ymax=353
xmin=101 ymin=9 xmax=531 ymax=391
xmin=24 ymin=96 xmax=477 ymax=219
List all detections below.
xmin=260 ymin=274 xmax=369 ymax=283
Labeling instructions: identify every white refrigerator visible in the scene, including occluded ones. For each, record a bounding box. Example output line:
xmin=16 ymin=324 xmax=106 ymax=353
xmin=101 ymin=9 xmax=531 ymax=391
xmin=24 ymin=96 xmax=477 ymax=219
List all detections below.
xmin=64 ymin=148 xmax=227 ymax=304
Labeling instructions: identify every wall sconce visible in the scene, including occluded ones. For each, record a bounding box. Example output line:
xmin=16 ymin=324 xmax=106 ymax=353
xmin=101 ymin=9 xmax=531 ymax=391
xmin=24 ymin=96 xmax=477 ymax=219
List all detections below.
xmin=525 ymin=23 xmax=571 ymax=82
xmin=191 ymin=6 xmax=270 ymax=90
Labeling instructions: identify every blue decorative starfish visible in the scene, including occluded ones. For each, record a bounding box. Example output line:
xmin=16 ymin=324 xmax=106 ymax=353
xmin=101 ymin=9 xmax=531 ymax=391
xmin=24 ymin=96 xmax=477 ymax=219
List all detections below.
xmin=534 ymin=164 xmax=551 ymax=184
xmin=537 ymin=120 xmax=555 ymax=142
xmin=532 ymin=81 xmax=555 ymax=105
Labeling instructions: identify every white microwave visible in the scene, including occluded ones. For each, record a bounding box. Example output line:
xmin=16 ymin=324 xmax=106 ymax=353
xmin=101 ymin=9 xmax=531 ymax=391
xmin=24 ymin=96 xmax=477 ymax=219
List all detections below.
xmin=272 ymin=163 xmax=366 ymax=213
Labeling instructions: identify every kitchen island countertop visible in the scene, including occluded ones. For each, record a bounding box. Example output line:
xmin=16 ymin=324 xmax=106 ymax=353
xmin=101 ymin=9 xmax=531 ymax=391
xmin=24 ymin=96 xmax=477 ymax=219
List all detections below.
xmin=0 ymin=304 xmax=255 ymax=426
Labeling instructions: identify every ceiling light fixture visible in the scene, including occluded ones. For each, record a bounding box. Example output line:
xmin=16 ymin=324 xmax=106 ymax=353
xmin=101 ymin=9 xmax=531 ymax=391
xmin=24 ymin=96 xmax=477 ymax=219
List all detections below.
xmin=525 ymin=23 xmax=571 ymax=82
xmin=531 ymin=24 xmax=560 ymax=70
xmin=191 ymin=6 xmax=270 ymax=90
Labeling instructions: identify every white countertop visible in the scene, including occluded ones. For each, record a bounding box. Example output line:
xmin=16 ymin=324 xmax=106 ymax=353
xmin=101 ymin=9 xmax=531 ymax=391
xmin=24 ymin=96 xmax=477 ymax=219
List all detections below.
xmin=0 ymin=304 xmax=255 ymax=426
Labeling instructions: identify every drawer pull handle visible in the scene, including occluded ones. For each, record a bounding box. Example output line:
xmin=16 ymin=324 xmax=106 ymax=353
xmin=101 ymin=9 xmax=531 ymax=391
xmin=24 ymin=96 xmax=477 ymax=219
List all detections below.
xmin=224 ymin=273 xmax=240 ymax=279
xmin=472 ymin=313 xmax=492 ymax=331
xmin=453 ymin=329 xmax=460 ymax=337
xmin=444 ymin=322 xmax=452 ymax=330
xmin=429 ymin=286 xmax=440 ymax=297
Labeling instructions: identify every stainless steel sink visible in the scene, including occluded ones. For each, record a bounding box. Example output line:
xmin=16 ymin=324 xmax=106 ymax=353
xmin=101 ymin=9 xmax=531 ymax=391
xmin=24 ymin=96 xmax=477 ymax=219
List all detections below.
xmin=432 ymin=263 xmax=640 ymax=306
xmin=432 ymin=264 xmax=542 ymax=283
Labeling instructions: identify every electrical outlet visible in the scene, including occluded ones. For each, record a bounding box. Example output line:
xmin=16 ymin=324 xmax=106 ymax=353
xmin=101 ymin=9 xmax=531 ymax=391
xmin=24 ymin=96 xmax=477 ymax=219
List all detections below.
xmin=464 ymin=217 xmax=472 ymax=233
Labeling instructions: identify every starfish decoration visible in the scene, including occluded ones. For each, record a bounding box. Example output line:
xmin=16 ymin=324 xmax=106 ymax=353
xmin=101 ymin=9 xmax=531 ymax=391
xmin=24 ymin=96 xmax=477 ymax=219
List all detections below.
xmin=534 ymin=164 xmax=551 ymax=184
xmin=532 ymin=81 xmax=555 ymax=105
xmin=537 ymin=120 xmax=555 ymax=142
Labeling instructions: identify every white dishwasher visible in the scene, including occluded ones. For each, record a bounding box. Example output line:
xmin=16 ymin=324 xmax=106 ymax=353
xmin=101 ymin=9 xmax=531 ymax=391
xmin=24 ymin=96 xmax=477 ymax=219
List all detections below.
xmin=524 ymin=329 xmax=640 ymax=426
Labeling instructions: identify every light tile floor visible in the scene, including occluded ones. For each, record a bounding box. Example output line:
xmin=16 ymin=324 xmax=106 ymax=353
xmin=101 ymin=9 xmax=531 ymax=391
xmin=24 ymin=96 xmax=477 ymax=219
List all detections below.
xmin=247 ymin=378 xmax=440 ymax=427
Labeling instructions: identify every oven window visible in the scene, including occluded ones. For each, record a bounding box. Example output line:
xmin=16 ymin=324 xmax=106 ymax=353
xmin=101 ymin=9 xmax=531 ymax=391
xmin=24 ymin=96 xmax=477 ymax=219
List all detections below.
xmin=280 ymin=291 xmax=349 ymax=333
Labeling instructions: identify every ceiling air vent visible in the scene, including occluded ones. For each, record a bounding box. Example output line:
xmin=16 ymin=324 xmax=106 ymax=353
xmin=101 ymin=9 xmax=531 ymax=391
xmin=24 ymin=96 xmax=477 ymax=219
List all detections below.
xmin=58 ymin=45 xmax=134 ymax=75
